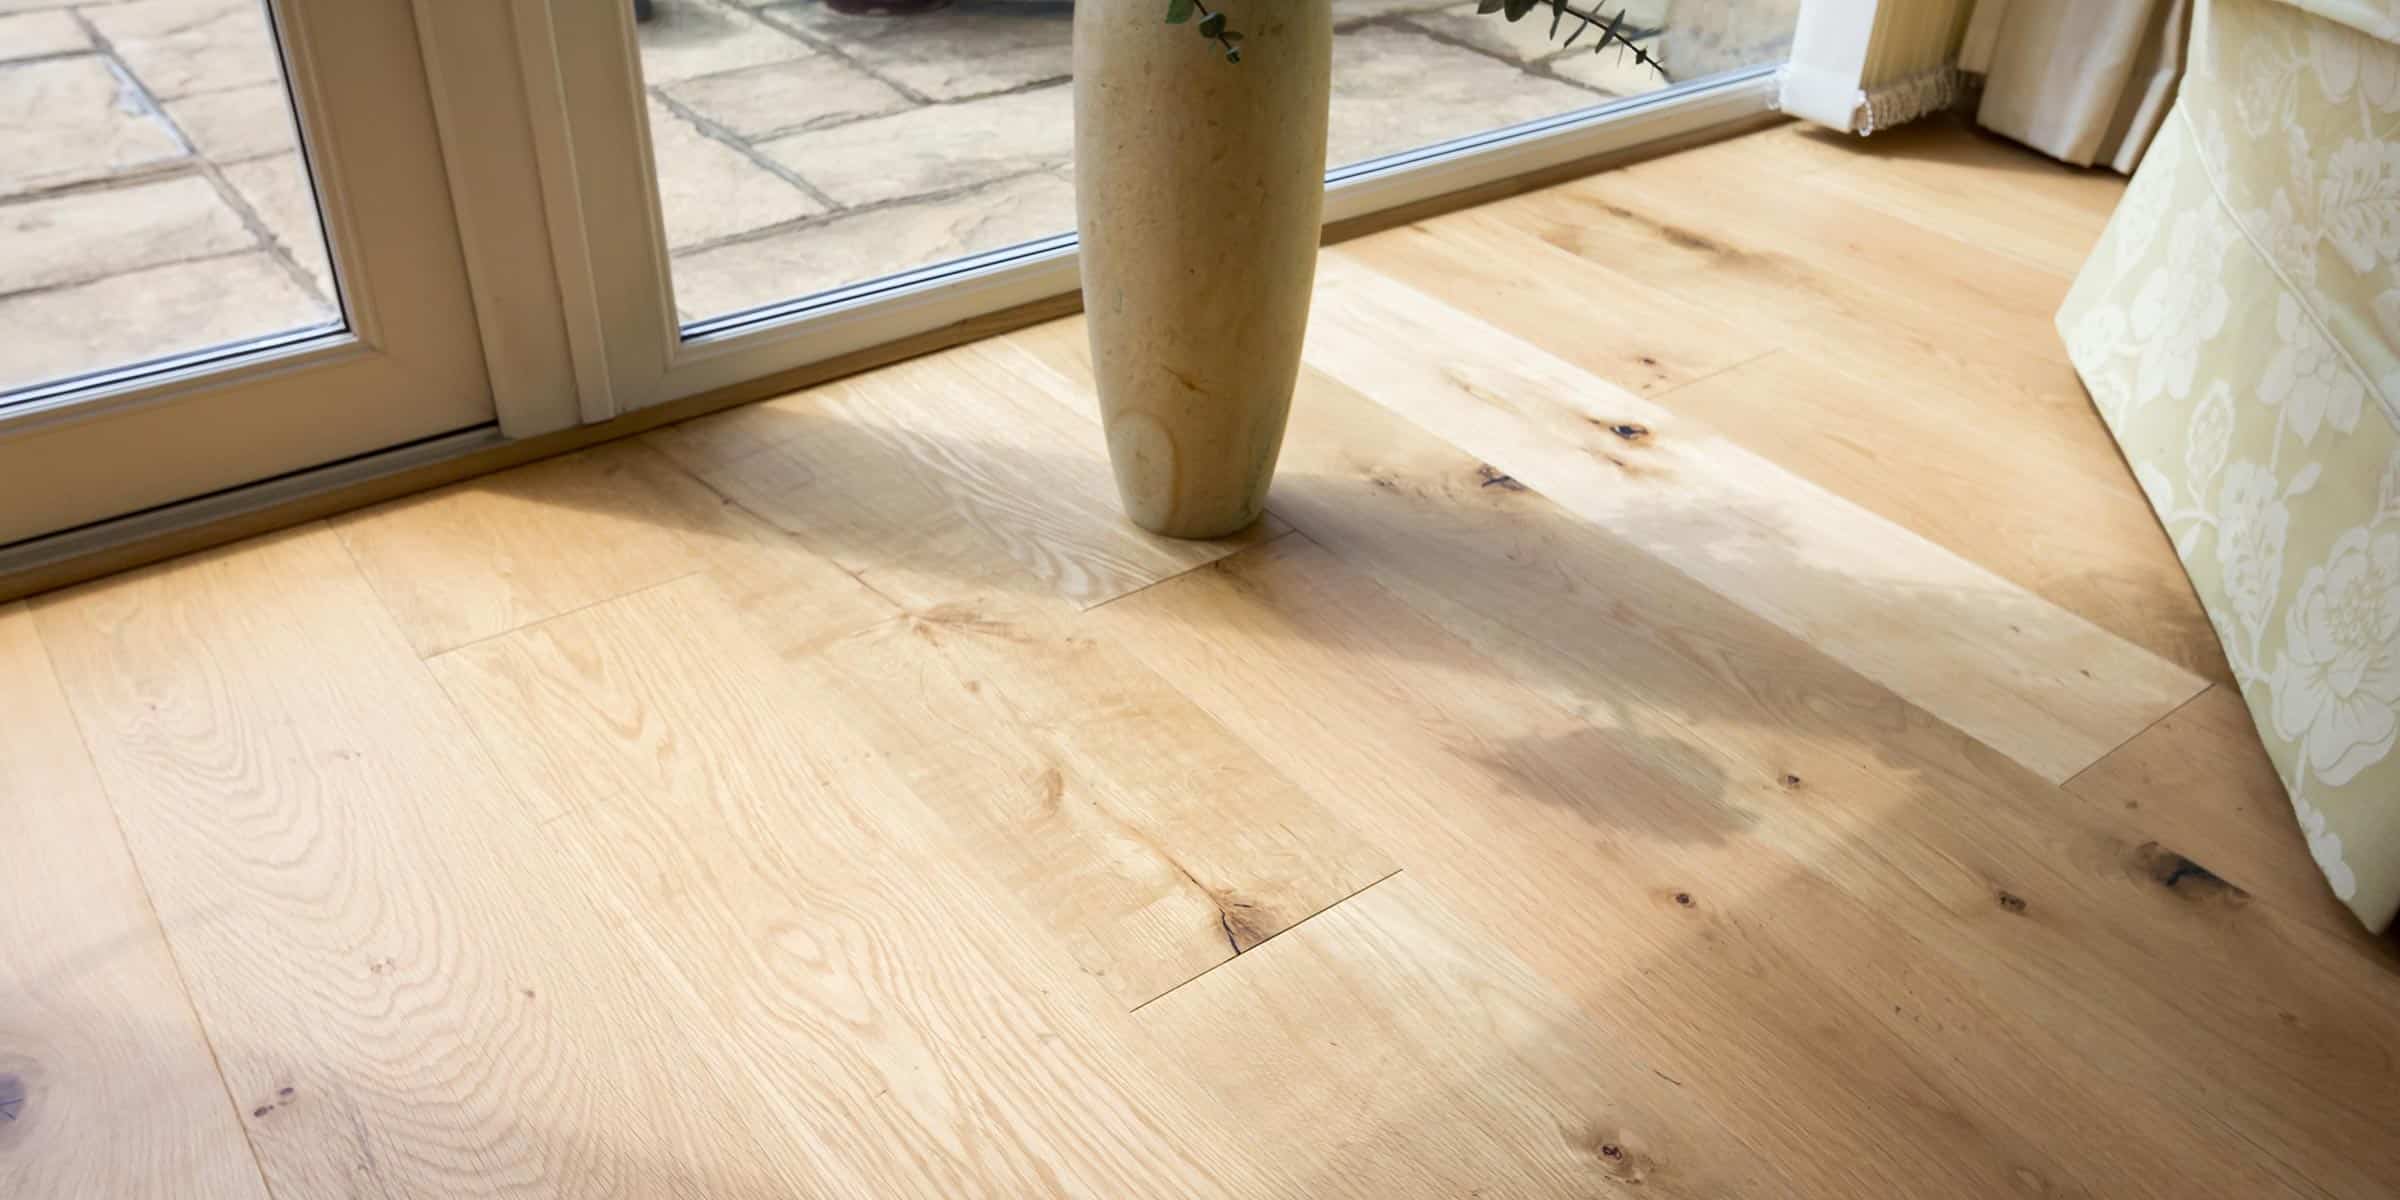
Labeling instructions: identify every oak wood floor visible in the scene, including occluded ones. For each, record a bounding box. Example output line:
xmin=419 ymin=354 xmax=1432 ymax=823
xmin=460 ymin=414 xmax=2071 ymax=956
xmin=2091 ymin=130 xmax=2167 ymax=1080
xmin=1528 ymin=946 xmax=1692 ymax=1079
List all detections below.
xmin=7 ymin=118 xmax=2397 ymax=1199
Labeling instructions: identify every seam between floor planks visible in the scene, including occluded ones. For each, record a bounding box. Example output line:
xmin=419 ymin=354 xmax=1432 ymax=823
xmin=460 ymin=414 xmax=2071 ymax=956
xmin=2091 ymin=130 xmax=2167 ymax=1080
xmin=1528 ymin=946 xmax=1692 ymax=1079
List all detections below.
xmin=1129 ymin=868 xmax=1406 ymax=1014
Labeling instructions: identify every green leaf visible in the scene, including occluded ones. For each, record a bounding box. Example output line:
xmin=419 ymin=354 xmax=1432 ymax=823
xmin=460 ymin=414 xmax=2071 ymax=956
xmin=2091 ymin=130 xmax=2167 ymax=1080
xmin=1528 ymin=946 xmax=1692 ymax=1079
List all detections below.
xmin=1476 ymin=0 xmax=1506 ymax=11
xmin=1503 ymin=0 xmax=1538 ymax=20
xmin=1196 ymin=10 xmax=1225 ymax=37
xmin=1224 ymin=44 xmax=1242 ymax=62
xmin=1165 ymin=0 xmax=1194 ymax=24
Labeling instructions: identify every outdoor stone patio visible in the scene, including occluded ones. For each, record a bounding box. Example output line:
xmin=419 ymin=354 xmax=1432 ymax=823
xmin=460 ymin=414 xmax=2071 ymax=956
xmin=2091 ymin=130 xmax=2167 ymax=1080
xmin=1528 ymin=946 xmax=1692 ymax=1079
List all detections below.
xmin=0 ymin=0 xmax=1793 ymax=394
xmin=645 ymin=0 xmax=1712 ymax=322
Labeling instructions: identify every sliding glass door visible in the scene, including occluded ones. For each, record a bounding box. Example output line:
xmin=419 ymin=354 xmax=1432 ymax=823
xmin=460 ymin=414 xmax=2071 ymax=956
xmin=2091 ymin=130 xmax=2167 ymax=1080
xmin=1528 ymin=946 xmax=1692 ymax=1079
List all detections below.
xmin=0 ymin=0 xmax=492 ymax=545
xmin=0 ymin=0 xmax=1800 ymax=555
xmin=530 ymin=0 xmax=1798 ymax=411
xmin=631 ymin=0 xmax=1804 ymax=330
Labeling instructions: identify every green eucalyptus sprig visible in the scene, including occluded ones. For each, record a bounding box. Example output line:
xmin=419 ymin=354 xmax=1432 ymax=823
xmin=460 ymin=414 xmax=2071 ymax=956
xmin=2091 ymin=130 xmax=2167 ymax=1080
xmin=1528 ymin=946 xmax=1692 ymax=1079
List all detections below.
xmin=1164 ymin=0 xmax=1244 ymax=63
xmin=1164 ymin=0 xmax=1666 ymax=77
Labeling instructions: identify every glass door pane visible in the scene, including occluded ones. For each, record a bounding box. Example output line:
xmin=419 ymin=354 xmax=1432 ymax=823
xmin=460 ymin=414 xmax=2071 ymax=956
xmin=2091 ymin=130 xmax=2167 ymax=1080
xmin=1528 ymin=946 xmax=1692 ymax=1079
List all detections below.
xmin=636 ymin=0 xmax=1075 ymax=326
xmin=633 ymin=0 xmax=1797 ymax=332
xmin=1324 ymin=0 xmax=1799 ymax=167
xmin=0 ymin=0 xmax=338 ymax=398
xmin=0 ymin=0 xmax=493 ymax=546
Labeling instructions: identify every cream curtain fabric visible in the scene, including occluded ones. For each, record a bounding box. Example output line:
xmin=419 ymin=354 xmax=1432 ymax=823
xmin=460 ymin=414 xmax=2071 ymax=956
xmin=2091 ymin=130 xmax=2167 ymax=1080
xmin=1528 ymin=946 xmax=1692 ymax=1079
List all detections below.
xmin=2057 ymin=0 xmax=2400 ymax=931
xmin=1965 ymin=0 xmax=2194 ymax=171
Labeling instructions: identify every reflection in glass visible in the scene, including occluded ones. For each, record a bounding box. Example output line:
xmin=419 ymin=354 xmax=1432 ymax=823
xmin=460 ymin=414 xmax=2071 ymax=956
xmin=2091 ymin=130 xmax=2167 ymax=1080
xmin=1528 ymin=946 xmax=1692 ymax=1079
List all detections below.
xmin=637 ymin=0 xmax=1797 ymax=327
xmin=0 ymin=0 xmax=339 ymax=398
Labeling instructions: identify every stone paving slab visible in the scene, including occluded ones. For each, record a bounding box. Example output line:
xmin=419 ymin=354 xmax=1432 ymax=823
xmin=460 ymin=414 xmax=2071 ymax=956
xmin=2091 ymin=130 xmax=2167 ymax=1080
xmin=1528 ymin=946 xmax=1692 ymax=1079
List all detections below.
xmin=1549 ymin=37 xmax=1673 ymax=92
xmin=1328 ymin=23 xmax=1614 ymax=165
xmin=163 ymin=77 xmax=293 ymax=161
xmin=0 ymin=9 xmax=90 ymax=59
xmin=1403 ymin=0 xmax=1668 ymax=65
xmin=757 ymin=82 xmax=1071 ymax=209
xmin=757 ymin=2 xmax=1071 ymax=102
xmin=0 ymin=55 xmax=187 ymax=197
xmin=0 ymin=250 xmax=328 ymax=391
xmin=1332 ymin=0 xmax=1463 ymax=24
xmin=220 ymin=152 xmax=330 ymax=300
xmin=669 ymin=167 xmax=1072 ymax=320
xmin=82 ymin=0 xmax=278 ymax=100
xmin=647 ymin=95 xmax=824 ymax=249
xmin=635 ymin=0 xmax=811 ymax=85
xmin=656 ymin=50 xmax=909 ymax=140
xmin=1665 ymin=0 xmax=1798 ymax=80
xmin=0 ymin=173 xmax=250 ymax=293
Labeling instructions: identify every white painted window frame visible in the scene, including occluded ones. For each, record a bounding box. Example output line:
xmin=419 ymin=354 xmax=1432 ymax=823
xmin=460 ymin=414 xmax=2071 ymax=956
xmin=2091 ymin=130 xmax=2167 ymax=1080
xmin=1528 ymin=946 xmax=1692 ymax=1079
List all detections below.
xmin=0 ymin=0 xmax=519 ymax=545
xmin=515 ymin=0 xmax=1781 ymax=419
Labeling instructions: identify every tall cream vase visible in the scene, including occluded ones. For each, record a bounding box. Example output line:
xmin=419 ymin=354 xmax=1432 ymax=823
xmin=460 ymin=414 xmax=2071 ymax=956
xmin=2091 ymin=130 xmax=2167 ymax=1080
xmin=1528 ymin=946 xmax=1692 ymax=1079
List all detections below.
xmin=1072 ymin=1 xmax=1333 ymax=539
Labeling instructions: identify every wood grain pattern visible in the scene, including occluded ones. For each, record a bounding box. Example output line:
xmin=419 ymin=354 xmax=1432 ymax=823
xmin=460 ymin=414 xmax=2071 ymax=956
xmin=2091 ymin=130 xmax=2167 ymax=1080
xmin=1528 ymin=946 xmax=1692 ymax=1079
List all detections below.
xmin=1141 ymin=871 xmax=1797 ymax=1198
xmin=1756 ymin=120 xmax=2119 ymax=278
xmin=1653 ymin=348 xmax=2231 ymax=681
xmin=2070 ymin=684 xmax=2400 ymax=942
xmin=1299 ymin=254 xmax=2206 ymax=782
xmin=1501 ymin=139 xmax=2107 ymax=430
xmin=1003 ymin=325 xmax=2394 ymax=1197
xmin=12 ymin=120 xmax=2399 ymax=1199
xmin=332 ymin=440 xmax=738 ymax=657
xmin=453 ymin=573 xmax=1285 ymax=1197
xmin=1327 ymin=205 xmax=1772 ymax=397
xmin=1091 ymin=537 xmax=2309 ymax=1200
xmin=1584 ymin=137 xmax=2077 ymax=363
xmin=29 ymin=529 xmax=840 ymax=1199
xmin=424 ymin=449 xmax=894 ymax=823
xmin=644 ymin=350 xmax=1282 ymax=614
xmin=806 ymin=605 xmax=1394 ymax=1008
xmin=1341 ymin=179 xmax=2221 ymax=681
xmin=0 ymin=602 xmax=269 ymax=1200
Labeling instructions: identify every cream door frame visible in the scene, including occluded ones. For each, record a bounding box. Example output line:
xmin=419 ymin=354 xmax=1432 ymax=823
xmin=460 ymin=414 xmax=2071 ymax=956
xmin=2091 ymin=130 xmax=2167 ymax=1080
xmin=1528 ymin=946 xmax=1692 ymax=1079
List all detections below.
xmin=0 ymin=0 xmax=516 ymax=546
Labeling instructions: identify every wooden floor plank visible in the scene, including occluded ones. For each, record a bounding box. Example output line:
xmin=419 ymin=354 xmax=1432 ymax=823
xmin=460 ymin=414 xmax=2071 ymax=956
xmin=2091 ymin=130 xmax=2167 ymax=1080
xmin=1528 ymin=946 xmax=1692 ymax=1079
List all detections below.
xmin=422 ymin=451 xmax=896 ymax=824
xmin=633 ymin=343 xmax=1392 ymax=1008
xmin=1338 ymin=188 xmax=2219 ymax=681
xmin=1496 ymin=143 xmax=2107 ymax=434
xmin=0 ymin=602 xmax=270 ymax=1200
xmin=1140 ymin=872 xmax=1798 ymax=1198
xmin=1090 ymin=536 xmax=2309 ymax=1200
xmin=450 ymin=573 xmax=1286 ymax=1197
xmin=11 ymin=119 xmax=2398 ymax=1200
xmin=1587 ymin=139 xmax=2077 ymax=356
xmin=2069 ymin=684 xmax=2399 ymax=943
xmin=644 ymin=349 xmax=1281 ymax=614
xmin=1296 ymin=256 xmax=2206 ymax=782
xmin=1755 ymin=118 xmax=2121 ymax=277
xmin=1653 ymin=348 xmax=2231 ymax=681
xmin=1771 ymin=116 xmax=2133 ymax=220
xmin=29 ymin=529 xmax=846 ymax=1199
xmin=997 ymin=319 xmax=2395 ymax=1198
xmin=805 ymin=606 xmax=1395 ymax=1008
xmin=331 ymin=440 xmax=746 ymax=658
xmin=1330 ymin=208 xmax=1774 ymax=397
xmin=1221 ymin=366 xmax=2399 ymax=1196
